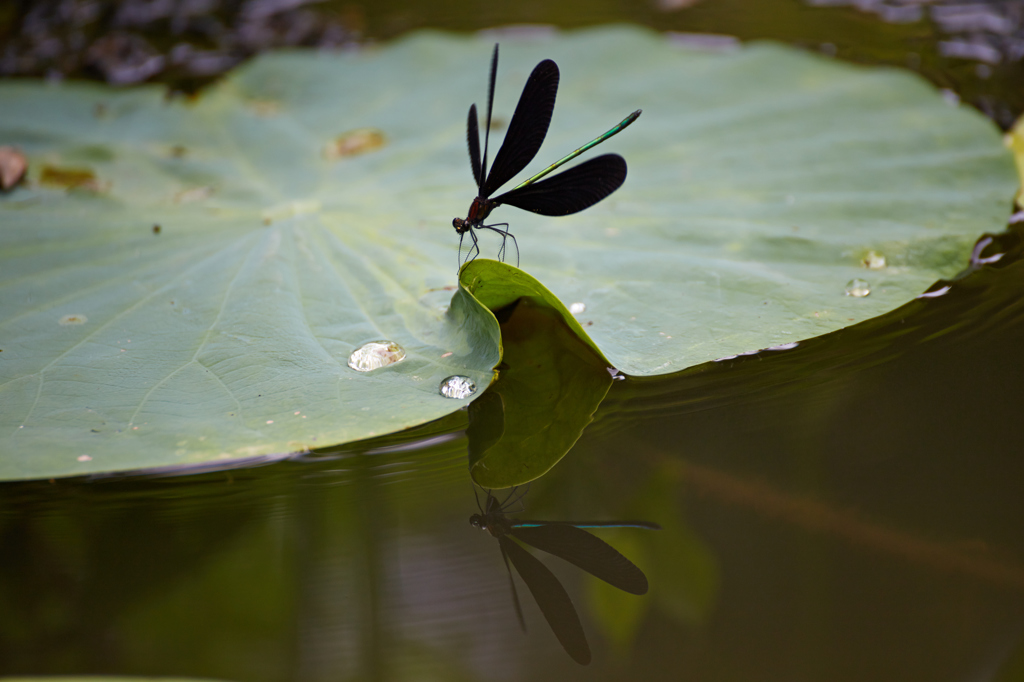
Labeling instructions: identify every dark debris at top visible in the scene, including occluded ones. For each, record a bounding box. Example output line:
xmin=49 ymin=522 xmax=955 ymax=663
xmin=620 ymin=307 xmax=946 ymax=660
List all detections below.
xmin=809 ymin=0 xmax=1024 ymax=65
xmin=0 ymin=0 xmax=363 ymax=90
xmin=804 ymin=0 xmax=1024 ymax=127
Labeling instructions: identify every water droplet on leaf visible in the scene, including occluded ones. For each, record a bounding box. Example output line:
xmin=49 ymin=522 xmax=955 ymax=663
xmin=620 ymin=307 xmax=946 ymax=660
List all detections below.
xmin=347 ymin=341 xmax=406 ymax=372
xmin=845 ymin=279 xmax=871 ymax=297
xmin=439 ymin=375 xmax=476 ymax=399
xmin=861 ymin=251 xmax=886 ymax=269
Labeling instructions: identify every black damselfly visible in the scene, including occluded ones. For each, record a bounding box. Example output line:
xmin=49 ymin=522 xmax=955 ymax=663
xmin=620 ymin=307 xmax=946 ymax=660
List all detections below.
xmin=453 ymin=44 xmax=641 ymax=267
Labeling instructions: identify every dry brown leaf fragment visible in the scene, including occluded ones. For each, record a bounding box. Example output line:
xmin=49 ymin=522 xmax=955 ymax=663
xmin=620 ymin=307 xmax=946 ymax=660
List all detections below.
xmin=324 ymin=129 xmax=386 ymax=160
xmin=39 ymin=165 xmax=107 ymax=192
xmin=0 ymin=146 xmax=28 ymax=190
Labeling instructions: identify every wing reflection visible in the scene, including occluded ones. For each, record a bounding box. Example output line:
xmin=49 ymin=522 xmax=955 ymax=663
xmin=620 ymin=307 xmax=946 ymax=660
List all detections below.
xmin=470 ymin=488 xmax=660 ymax=665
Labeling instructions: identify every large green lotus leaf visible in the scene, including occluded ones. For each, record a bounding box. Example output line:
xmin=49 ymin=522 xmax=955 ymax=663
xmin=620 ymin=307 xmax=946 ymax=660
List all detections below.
xmin=0 ymin=27 xmax=1015 ymax=480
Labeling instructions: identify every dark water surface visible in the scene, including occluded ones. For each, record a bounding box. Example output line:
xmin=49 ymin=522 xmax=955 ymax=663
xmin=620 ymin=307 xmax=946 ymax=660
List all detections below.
xmin=2 ymin=1 xmax=1024 ymax=680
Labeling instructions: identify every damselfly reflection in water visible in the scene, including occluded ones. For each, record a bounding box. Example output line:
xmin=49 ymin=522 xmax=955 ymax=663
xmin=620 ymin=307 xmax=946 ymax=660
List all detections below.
xmin=470 ymin=488 xmax=660 ymax=665
xmin=452 ymin=43 xmax=641 ymax=267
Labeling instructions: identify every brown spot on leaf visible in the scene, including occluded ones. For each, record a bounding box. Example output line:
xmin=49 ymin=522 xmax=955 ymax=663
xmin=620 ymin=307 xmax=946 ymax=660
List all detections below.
xmin=0 ymin=146 xmax=28 ymax=190
xmin=59 ymin=314 xmax=88 ymax=325
xmin=152 ymin=224 xmax=161 ymax=234
xmin=40 ymin=165 xmax=106 ymax=191
xmin=174 ymin=186 xmax=214 ymax=203
xmin=248 ymin=99 xmax=282 ymax=117
xmin=324 ymin=129 xmax=386 ymax=160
